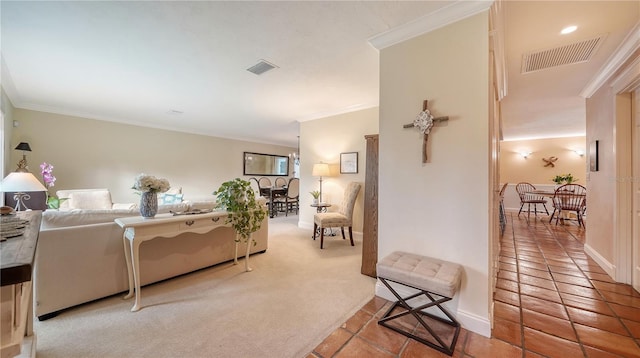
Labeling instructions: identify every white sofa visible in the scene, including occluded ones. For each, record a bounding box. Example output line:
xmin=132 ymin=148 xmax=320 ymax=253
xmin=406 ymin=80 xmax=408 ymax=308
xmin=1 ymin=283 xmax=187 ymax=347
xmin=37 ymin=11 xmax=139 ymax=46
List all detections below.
xmin=34 ymin=189 xmax=269 ymax=320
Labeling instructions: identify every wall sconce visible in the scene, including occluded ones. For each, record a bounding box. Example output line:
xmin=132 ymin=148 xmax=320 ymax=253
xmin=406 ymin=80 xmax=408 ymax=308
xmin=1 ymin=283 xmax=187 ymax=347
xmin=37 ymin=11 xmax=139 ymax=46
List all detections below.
xmin=573 ymin=149 xmax=585 ymax=157
xmin=519 ymin=152 xmax=532 ymax=159
xmin=15 ymin=142 xmax=32 ymax=172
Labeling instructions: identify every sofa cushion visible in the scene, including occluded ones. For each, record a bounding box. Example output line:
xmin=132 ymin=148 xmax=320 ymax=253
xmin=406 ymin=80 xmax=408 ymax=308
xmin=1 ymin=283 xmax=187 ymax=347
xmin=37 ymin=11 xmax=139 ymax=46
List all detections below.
xmin=57 ymin=189 xmax=113 ymax=210
xmin=41 ymin=209 xmax=139 ymax=229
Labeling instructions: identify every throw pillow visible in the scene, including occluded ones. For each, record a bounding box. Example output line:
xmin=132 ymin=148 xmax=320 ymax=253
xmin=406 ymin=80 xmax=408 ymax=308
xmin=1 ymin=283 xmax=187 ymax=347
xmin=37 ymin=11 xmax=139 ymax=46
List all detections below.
xmin=160 ymin=193 xmax=184 ymax=205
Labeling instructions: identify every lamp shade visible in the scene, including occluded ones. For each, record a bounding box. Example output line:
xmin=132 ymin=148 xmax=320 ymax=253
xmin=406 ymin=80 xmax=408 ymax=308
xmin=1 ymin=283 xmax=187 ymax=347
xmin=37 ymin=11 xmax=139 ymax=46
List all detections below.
xmin=15 ymin=142 xmax=32 ymax=151
xmin=312 ymin=163 xmax=330 ymax=177
xmin=0 ymin=172 xmax=47 ymax=192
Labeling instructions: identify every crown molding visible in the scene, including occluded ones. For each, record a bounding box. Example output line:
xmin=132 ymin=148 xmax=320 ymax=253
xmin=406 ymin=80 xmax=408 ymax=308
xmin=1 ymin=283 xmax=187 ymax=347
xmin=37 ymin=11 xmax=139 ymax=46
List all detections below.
xmin=580 ymin=21 xmax=640 ymax=98
xmin=368 ymin=0 xmax=494 ymax=50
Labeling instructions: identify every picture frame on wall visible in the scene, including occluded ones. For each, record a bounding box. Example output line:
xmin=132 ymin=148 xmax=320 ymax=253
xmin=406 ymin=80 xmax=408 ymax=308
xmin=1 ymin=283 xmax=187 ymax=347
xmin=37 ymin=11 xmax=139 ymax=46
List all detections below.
xmin=340 ymin=152 xmax=358 ymax=174
xmin=590 ymin=140 xmax=599 ymax=172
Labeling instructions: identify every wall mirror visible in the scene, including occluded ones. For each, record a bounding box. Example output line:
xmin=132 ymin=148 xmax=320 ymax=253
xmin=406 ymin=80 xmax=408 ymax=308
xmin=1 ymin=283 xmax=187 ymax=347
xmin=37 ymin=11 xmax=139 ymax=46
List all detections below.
xmin=243 ymin=152 xmax=289 ymax=176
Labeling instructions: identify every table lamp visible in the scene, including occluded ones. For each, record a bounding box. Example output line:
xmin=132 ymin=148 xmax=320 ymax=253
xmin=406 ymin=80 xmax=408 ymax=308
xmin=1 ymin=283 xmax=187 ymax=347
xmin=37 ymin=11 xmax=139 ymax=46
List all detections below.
xmin=0 ymin=172 xmax=48 ymax=211
xmin=312 ymin=162 xmax=330 ymax=203
xmin=14 ymin=142 xmax=32 ymax=172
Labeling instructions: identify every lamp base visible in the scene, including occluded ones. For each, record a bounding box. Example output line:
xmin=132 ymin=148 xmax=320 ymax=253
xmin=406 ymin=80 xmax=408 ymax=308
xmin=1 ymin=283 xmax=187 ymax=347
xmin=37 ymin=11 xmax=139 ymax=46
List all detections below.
xmin=12 ymin=192 xmax=31 ymax=211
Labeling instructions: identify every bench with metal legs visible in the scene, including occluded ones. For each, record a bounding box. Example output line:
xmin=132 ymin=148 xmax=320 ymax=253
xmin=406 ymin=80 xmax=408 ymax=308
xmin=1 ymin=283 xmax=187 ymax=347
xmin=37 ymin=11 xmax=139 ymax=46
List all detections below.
xmin=377 ymin=251 xmax=463 ymax=356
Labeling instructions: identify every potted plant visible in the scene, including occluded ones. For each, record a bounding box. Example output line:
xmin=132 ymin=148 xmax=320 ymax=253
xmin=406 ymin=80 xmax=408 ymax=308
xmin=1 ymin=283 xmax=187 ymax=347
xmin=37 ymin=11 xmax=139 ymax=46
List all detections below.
xmin=214 ymin=178 xmax=266 ymax=272
xmin=552 ymin=174 xmax=578 ymax=187
xmin=310 ymin=190 xmax=320 ymax=204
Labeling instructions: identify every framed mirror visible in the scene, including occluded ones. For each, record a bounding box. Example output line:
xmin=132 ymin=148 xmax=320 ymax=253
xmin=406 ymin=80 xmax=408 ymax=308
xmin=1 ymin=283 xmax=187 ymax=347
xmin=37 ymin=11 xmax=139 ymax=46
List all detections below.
xmin=243 ymin=152 xmax=289 ymax=176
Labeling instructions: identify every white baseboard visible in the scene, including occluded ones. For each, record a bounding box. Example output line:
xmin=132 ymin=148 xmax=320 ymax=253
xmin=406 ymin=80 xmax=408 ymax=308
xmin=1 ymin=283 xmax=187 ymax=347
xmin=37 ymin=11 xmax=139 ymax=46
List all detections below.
xmin=374 ymin=281 xmax=491 ymax=338
xmin=583 ymin=243 xmax=616 ymax=279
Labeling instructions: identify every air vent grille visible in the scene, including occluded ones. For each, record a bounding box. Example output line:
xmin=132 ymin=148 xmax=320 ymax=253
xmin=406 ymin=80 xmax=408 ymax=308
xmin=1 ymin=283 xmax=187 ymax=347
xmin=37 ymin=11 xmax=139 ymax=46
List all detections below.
xmin=247 ymin=60 xmax=278 ymax=75
xmin=521 ymin=35 xmax=604 ymax=74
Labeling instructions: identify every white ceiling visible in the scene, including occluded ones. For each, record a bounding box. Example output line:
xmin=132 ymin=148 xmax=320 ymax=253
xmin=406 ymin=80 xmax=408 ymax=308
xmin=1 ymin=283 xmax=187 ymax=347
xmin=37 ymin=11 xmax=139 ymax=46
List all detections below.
xmin=1 ymin=1 xmax=638 ymax=147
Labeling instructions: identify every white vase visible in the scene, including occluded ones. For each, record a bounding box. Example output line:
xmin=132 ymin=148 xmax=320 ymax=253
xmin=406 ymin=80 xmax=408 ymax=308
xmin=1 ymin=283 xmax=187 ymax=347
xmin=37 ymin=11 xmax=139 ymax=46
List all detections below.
xmin=140 ymin=192 xmax=158 ymax=218
xmin=313 ymin=198 xmax=319 ymax=205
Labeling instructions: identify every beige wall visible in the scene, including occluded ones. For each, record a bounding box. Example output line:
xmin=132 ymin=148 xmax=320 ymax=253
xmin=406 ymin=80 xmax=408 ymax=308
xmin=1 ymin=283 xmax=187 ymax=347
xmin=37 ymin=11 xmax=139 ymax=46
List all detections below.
xmin=8 ymin=109 xmax=295 ymax=204
xmin=379 ymin=12 xmax=490 ymax=335
xmin=1 ymin=88 xmax=15 ymax=177
xmin=500 ymin=136 xmax=587 ymax=186
xmin=585 ymin=58 xmax=636 ymax=275
xmin=298 ymin=107 xmax=379 ymax=233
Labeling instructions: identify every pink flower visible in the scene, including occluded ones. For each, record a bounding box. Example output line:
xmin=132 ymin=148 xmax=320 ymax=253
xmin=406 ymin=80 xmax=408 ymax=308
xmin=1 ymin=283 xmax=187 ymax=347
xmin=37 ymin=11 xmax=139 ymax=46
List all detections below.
xmin=40 ymin=162 xmax=57 ymax=188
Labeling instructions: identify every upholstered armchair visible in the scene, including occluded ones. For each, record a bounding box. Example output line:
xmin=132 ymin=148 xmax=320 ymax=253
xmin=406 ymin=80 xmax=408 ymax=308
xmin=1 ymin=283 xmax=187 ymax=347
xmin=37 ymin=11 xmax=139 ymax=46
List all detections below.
xmin=313 ymin=182 xmax=361 ymax=249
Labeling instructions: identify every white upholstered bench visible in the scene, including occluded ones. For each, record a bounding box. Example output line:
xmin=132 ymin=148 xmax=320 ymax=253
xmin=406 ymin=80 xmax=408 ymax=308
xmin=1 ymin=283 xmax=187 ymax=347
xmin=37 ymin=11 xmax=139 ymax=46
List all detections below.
xmin=377 ymin=251 xmax=463 ymax=356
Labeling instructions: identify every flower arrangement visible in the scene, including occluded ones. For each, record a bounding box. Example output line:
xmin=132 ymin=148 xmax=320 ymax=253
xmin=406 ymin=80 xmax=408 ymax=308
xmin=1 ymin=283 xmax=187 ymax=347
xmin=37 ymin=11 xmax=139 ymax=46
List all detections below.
xmin=40 ymin=162 xmax=66 ymax=209
xmin=552 ymin=173 xmax=577 ymax=185
xmin=132 ymin=174 xmax=170 ymax=193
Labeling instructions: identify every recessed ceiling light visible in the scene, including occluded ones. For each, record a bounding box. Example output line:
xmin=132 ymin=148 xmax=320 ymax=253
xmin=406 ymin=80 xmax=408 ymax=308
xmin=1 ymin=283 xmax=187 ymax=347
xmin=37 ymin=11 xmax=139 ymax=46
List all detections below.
xmin=561 ymin=26 xmax=577 ymax=35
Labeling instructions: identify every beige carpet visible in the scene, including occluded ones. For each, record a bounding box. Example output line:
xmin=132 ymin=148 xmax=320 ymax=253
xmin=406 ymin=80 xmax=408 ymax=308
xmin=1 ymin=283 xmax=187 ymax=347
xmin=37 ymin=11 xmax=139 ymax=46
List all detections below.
xmin=34 ymin=215 xmax=376 ymax=358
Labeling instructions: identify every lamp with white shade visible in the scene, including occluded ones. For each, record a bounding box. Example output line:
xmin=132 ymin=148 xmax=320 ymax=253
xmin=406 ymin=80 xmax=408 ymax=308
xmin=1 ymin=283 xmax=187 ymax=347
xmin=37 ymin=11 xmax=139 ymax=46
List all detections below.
xmin=312 ymin=162 xmax=330 ymax=203
xmin=0 ymin=172 xmax=47 ymax=211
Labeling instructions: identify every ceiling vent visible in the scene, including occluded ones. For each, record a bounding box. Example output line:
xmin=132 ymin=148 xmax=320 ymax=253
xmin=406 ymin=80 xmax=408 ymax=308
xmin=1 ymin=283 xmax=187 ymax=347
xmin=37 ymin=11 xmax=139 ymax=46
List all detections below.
xmin=521 ymin=35 xmax=604 ymax=74
xmin=247 ymin=60 xmax=278 ymax=75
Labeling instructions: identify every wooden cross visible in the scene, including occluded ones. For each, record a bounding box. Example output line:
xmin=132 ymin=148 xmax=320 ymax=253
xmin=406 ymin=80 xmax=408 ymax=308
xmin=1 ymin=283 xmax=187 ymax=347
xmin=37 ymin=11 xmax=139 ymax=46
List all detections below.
xmin=403 ymin=99 xmax=449 ymax=163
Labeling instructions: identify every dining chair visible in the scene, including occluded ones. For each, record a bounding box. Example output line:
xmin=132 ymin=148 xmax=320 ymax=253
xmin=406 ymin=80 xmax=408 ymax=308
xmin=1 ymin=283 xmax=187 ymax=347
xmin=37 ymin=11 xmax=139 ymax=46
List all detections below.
xmin=515 ymin=182 xmax=549 ymax=218
xmin=549 ymin=183 xmax=587 ymax=227
xmin=248 ymin=177 xmax=261 ymax=196
xmin=274 ymin=178 xmax=299 ymax=216
xmin=313 ymin=182 xmax=361 ymax=249
xmin=274 ymin=177 xmax=287 ymax=188
xmin=499 ymin=182 xmax=508 ymax=234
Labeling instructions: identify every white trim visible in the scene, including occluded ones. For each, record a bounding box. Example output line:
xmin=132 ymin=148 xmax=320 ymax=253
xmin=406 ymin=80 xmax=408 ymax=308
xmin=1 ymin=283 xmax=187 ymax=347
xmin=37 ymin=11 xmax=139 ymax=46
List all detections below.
xmin=374 ymin=281 xmax=491 ymax=338
xmin=583 ymin=243 xmax=616 ymax=279
xmin=581 ymin=22 xmax=640 ymax=98
xmin=368 ymin=0 xmax=493 ymax=50
xmin=611 ymin=56 xmax=640 ymax=93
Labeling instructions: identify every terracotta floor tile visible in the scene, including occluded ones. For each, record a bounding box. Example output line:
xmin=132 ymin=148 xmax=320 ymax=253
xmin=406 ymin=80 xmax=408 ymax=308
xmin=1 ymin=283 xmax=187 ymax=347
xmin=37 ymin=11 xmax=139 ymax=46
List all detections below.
xmin=518 ymin=261 xmax=549 ymax=271
xmin=498 ymin=270 xmax=519 ymax=282
xmin=522 ymin=308 xmax=577 ymax=341
xmin=609 ymin=303 xmax=640 ymax=323
xmin=522 ymin=327 xmax=584 ymax=358
xmin=524 ymin=350 xmax=547 ymax=358
xmin=584 ymin=271 xmax=616 ymax=283
xmin=566 ymin=306 xmax=629 ymax=336
xmin=555 ymin=282 xmax=601 ymax=298
xmin=494 ymin=288 xmax=520 ymax=306
xmin=552 ymin=272 xmax=593 ymax=287
xmin=358 ymin=319 xmax=408 ymax=355
xmin=499 ymin=262 xmax=518 ymax=273
xmin=545 ymin=260 xmax=579 ymax=270
xmin=334 ymin=336 xmax=395 ymax=358
xmin=574 ymin=324 xmax=640 ymax=357
xmin=314 ymin=328 xmax=353 ymax=358
xmin=400 ymin=339 xmax=454 ymax=358
xmin=582 ymin=345 xmax=626 ymax=358
xmin=520 ymin=294 xmax=569 ymax=319
xmin=306 ymin=353 xmax=321 ymax=358
xmin=496 ymin=278 xmax=519 ymax=293
xmin=465 ymin=331 xmax=522 ymax=358
xmin=342 ymin=309 xmax=374 ymax=334
xmin=518 ymin=266 xmax=553 ymax=280
xmin=362 ymin=296 xmax=388 ymax=315
xmin=518 ymin=254 xmax=546 ymax=264
xmin=547 ymin=264 xmax=585 ymax=277
xmin=560 ymin=292 xmax=614 ymax=316
xmin=592 ymin=281 xmax=640 ymax=296
xmin=494 ymin=301 xmax=521 ymax=324
xmin=622 ymin=319 xmax=640 ymax=339
xmin=518 ymin=274 xmax=556 ymax=291
xmin=578 ymin=262 xmax=608 ymax=274
xmin=499 ymin=256 xmax=517 ymax=265
xmin=492 ymin=316 xmax=522 ymax=346
xmin=599 ymin=290 xmax=640 ymax=309
xmin=519 ymin=283 xmax=562 ymax=303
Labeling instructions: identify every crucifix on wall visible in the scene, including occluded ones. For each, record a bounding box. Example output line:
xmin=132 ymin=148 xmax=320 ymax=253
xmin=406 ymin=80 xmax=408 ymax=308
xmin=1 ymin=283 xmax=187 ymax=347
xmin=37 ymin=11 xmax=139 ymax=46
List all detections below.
xmin=403 ymin=99 xmax=449 ymax=163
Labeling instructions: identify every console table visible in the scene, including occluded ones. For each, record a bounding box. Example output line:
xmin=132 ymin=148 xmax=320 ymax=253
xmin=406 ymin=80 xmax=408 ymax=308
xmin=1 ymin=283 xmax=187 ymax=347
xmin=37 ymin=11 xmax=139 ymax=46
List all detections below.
xmin=115 ymin=211 xmax=250 ymax=312
xmin=1 ymin=211 xmax=41 ymax=358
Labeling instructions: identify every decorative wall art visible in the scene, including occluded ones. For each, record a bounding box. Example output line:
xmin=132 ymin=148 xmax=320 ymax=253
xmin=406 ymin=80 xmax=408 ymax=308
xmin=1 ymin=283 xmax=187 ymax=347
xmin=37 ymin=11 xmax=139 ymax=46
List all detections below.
xmin=590 ymin=140 xmax=599 ymax=172
xmin=542 ymin=156 xmax=558 ymax=167
xmin=340 ymin=152 xmax=358 ymax=174
xmin=403 ymin=99 xmax=449 ymax=163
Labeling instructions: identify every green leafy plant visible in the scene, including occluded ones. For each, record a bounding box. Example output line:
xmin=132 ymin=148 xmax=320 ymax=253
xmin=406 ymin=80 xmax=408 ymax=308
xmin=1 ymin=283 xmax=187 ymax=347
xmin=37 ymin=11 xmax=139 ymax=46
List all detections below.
xmin=552 ymin=173 xmax=578 ymax=185
xmin=309 ymin=190 xmax=320 ymax=199
xmin=214 ymin=178 xmax=266 ymax=242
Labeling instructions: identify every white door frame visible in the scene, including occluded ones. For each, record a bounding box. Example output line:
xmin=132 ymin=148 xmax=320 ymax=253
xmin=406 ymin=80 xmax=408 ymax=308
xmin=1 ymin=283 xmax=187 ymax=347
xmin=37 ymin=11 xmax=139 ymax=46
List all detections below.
xmin=610 ymin=57 xmax=639 ymax=287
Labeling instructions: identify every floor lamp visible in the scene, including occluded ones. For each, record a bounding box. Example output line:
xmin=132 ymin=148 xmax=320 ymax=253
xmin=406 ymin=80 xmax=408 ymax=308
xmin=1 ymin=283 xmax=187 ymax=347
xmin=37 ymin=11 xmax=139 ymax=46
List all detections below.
xmin=312 ymin=162 xmax=330 ymax=203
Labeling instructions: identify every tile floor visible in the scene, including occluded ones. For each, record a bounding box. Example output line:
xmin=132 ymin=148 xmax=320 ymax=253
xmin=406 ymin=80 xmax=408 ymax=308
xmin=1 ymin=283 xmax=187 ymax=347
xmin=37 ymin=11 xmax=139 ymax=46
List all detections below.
xmin=307 ymin=213 xmax=640 ymax=358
